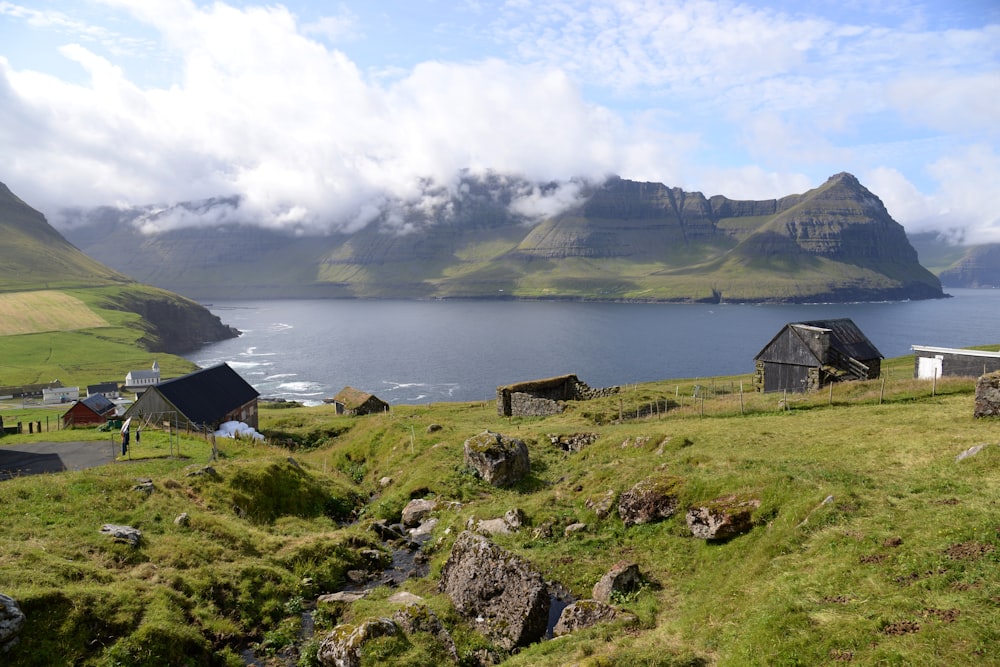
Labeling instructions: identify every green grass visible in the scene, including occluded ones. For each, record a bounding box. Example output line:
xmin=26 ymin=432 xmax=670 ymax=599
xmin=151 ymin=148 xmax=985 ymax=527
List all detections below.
xmin=1 ymin=361 xmax=999 ymax=666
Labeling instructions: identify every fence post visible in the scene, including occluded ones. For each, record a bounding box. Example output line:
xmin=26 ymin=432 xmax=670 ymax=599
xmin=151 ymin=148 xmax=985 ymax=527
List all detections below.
xmin=739 ymin=382 xmax=744 ymax=416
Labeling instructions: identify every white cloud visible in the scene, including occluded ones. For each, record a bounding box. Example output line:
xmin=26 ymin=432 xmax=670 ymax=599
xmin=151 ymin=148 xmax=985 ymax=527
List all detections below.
xmin=865 ymin=144 xmax=1000 ymax=244
xmin=0 ymin=0 xmax=996 ymax=246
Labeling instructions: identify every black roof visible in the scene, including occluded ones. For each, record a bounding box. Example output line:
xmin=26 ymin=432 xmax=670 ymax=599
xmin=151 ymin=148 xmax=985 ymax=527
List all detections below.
xmin=79 ymin=393 xmax=115 ymax=415
xmin=793 ymin=319 xmax=883 ymax=361
xmin=154 ymin=363 xmax=259 ymax=426
xmin=755 ymin=318 xmax=883 ymax=364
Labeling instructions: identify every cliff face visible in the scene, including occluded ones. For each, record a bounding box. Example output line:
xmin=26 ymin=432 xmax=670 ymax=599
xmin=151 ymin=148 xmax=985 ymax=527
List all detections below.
xmin=938 ymin=245 xmax=1000 ymax=288
xmin=58 ymin=172 xmax=945 ymax=303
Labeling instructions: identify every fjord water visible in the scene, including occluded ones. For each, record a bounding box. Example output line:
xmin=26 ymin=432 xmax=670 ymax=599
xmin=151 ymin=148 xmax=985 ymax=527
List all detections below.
xmin=186 ymin=289 xmax=1000 ymax=405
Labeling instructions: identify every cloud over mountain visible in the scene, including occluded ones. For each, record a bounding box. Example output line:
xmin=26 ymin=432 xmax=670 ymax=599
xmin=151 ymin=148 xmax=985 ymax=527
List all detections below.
xmin=0 ymin=1 xmax=997 ymax=241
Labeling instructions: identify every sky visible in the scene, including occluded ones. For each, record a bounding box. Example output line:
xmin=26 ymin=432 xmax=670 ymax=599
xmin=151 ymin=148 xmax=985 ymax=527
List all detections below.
xmin=1 ymin=0 xmax=998 ymax=242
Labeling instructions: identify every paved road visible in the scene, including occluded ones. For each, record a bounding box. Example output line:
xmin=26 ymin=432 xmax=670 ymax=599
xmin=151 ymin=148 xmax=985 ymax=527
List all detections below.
xmin=0 ymin=440 xmax=117 ymax=480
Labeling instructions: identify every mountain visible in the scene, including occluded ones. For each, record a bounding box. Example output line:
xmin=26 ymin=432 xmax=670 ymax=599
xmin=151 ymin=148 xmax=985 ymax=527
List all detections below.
xmin=0 ymin=182 xmax=129 ymax=290
xmin=0 ymin=181 xmax=238 ymax=353
xmin=937 ymin=245 xmax=1000 ymax=288
xmin=907 ymin=232 xmax=1000 ymax=288
xmin=59 ymin=172 xmax=944 ymax=303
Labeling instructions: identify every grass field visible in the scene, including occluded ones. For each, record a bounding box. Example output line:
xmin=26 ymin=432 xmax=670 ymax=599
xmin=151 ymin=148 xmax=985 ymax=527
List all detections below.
xmin=0 ymin=287 xmax=200 ymax=388
xmin=0 ymin=290 xmax=109 ymax=336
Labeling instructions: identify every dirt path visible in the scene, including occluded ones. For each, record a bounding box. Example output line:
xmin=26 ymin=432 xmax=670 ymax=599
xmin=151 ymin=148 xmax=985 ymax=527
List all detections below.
xmin=0 ymin=440 xmax=117 ymax=480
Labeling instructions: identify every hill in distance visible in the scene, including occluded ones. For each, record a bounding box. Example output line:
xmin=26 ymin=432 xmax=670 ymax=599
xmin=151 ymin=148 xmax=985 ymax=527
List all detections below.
xmin=909 ymin=232 xmax=1000 ymax=288
xmin=60 ymin=172 xmax=945 ymax=303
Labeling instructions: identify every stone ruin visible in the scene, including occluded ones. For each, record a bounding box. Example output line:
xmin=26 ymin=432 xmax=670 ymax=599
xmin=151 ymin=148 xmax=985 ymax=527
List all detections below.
xmin=496 ymin=374 xmax=619 ymax=417
xmin=974 ymin=371 xmax=1000 ymax=418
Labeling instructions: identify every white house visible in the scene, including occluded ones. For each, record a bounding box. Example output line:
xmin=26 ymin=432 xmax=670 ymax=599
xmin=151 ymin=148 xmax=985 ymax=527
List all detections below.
xmin=42 ymin=386 xmax=80 ymax=404
xmin=125 ymin=360 xmax=160 ymax=391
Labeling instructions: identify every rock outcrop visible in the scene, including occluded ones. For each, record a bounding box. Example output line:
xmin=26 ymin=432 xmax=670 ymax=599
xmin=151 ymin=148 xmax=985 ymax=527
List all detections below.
xmin=401 ymin=498 xmax=439 ymax=527
xmin=463 ymin=430 xmax=530 ymax=487
xmin=391 ymin=602 xmax=459 ymax=663
xmin=439 ymin=531 xmax=550 ymax=650
xmin=686 ymin=495 xmax=761 ymax=540
xmin=618 ymin=475 xmax=682 ymax=527
xmin=553 ymin=599 xmax=625 ymax=636
xmin=316 ymin=618 xmax=398 ymax=667
xmin=592 ymin=561 xmax=643 ymax=603
xmin=99 ymin=524 xmax=142 ymax=547
xmin=974 ymin=371 xmax=1000 ymax=418
xmin=468 ymin=508 xmax=526 ymax=536
xmin=0 ymin=593 xmax=25 ymax=653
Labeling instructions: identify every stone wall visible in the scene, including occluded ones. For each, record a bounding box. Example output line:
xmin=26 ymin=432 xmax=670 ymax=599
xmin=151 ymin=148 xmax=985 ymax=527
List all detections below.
xmin=497 ymin=374 xmax=619 ymax=417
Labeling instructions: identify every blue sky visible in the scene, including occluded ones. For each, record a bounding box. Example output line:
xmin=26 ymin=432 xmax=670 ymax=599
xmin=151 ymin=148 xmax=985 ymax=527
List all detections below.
xmin=1 ymin=0 xmax=998 ymax=241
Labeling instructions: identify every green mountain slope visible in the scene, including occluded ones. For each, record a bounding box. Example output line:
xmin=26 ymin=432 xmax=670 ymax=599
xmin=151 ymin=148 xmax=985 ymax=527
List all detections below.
xmin=0 ymin=182 xmax=130 ymax=291
xmin=60 ymin=173 xmax=944 ymax=303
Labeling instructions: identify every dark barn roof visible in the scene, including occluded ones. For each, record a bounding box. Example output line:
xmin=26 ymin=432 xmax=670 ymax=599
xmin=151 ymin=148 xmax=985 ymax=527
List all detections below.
xmin=78 ymin=393 xmax=115 ymax=416
xmin=153 ymin=364 xmax=258 ymax=427
xmin=755 ymin=318 xmax=883 ymax=365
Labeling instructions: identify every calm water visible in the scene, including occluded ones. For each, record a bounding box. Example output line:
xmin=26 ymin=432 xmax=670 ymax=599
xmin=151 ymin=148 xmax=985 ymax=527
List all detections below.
xmin=185 ymin=290 xmax=1000 ymax=405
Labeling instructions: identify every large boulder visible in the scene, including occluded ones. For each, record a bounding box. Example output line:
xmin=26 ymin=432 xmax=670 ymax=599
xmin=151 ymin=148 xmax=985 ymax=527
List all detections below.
xmin=439 ymin=531 xmax=550 ymax=650
xmin=974 ymin=371 xmax=1000 ymax=418
xmin=463 ymin=430 xmax=530 ymax=487
xmin=686 ymin=494 xmax=761 ymax=541
xmin=618 ymin=475 xmax=682 ymax=527
xmin=0 ymin=593 xmax=25 ymax=653
xmin=316 ymin=618 xmax=398 ymax=667
xmin=592 ymin=561 xmax=642 ymax=603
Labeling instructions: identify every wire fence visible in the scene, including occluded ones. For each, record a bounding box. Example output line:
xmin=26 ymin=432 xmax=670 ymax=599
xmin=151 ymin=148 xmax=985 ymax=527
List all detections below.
xmin=586 ymin=371 xmax=979 ymax=423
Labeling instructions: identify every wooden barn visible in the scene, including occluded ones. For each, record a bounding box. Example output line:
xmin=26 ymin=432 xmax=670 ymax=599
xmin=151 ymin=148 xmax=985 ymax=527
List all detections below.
xmin=753 ymin=319 xmax=883 ymax=393
xmin=911 ymin=345 xmax=1000 ymax=379
xmin=123 ymin=363 xmax=259 ymax=432
xmin=330 ymin=386 xmax=389 ymax=416
xmin=62 ymin=394 xmax=117 ymax=428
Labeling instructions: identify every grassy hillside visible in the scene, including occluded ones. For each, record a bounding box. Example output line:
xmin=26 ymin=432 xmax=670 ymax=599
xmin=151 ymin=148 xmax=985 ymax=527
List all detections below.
xmin=0 ymin=183 xmax=129 ymax=292
xmin=2 ymin=356 xmax=998 ymax=666
xmin=0 ymin=284 xmax=233 ymax=388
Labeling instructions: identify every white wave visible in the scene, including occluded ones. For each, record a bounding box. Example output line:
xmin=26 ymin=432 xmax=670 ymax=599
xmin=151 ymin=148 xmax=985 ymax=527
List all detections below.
xmin=264 ymin=373 xmax=297 ymax=380
xmin=228 ymin=360 xmax=273 ymax=371
xmin=240 ymin=346 xmax=276 ymax=357
xmin=278 ymin=381 xmax=324 ymax=392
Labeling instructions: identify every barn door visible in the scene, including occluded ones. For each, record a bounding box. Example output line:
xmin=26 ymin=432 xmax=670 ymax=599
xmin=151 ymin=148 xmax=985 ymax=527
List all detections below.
xmin=917 ymin=355 xmax=942 ymax=379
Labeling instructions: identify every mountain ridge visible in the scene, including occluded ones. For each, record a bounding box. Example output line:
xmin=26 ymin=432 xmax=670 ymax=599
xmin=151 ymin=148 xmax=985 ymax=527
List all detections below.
xmin=57 ymin=172 xmax=945 ymax=303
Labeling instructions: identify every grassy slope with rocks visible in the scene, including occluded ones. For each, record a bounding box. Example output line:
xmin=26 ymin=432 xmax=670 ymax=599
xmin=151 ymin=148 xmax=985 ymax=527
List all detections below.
xmin=2 ymin=352 xmax=999 ymax=666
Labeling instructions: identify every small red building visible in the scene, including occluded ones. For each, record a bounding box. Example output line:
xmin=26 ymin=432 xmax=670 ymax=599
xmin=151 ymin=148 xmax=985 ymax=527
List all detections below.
xmin=62 ymin=394 xmax=117 ymax=428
